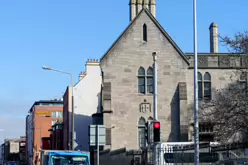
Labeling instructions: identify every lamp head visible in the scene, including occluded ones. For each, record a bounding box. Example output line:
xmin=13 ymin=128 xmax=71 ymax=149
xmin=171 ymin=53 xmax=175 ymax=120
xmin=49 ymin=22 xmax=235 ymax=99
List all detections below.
xmin=42 ymin=66 xmax=52 ymax=70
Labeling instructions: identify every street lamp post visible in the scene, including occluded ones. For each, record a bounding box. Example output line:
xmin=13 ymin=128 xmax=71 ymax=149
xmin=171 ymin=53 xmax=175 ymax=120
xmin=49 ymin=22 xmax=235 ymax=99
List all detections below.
xmin=42 ymin=66 xmax=75 ymax=151
xmin=193 ymin=0 xmax=200 ymax=164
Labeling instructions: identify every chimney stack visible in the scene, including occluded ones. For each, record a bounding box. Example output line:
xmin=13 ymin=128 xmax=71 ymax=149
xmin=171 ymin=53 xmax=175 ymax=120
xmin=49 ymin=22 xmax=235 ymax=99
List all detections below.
xmin=85 ymin=59 xmax=100 ymax=76
xmin=137 ymin=0 xmax=143 ymax=15
xmin=150 ymin=0 xmax=156 ymax=18
xmin=209 ymin=22 xmax=218 ymax=53
xmin=79 ymin=71 xmax=86 ymax=80
xmin=129 ymin=0 xmax=156 ymax=22
xmin=144 ymin=0 xmax=149 ymax=9
xmin=130 ymin=0 xmax=137 ymax=21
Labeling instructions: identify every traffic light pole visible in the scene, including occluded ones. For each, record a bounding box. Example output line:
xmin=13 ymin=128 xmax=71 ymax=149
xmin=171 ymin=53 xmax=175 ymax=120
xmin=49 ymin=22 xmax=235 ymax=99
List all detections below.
xmin=152 ymin=52 xmax=158 ymax=165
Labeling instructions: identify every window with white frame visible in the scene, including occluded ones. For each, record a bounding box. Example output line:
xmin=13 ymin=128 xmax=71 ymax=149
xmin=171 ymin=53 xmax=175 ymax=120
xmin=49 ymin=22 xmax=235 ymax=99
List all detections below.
xmin=51 ymin=111 xmax=63 ymax=118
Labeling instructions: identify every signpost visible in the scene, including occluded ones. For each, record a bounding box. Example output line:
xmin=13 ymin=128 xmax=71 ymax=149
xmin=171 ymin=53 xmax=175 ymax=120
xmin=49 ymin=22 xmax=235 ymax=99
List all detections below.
xmin=89 ymin=125 xmax=106 ymax=165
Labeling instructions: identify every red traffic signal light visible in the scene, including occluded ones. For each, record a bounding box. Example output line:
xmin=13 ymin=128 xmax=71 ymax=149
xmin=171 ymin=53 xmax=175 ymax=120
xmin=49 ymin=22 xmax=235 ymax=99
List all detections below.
xmin=153 ymin=121 xmax=160 ymax=142
xmin=154 ymin=122 xmax=160 ymax=129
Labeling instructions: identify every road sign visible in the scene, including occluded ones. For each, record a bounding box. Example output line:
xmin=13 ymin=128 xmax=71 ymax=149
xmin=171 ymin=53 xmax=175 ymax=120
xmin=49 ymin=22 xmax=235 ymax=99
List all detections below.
xmin=89 ymin=125 xmax=106 ymax=146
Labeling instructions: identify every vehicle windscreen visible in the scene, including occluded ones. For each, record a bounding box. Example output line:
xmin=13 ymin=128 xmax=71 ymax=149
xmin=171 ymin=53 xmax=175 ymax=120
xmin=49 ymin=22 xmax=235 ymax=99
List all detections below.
xmin=51 ymin=155 xmax=89 ymax=165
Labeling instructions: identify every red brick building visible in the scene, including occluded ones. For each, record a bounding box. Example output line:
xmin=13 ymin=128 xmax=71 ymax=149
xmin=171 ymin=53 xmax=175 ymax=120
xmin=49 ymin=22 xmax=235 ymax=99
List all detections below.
xmin=25 ymin=100 xmax=63 ymax=165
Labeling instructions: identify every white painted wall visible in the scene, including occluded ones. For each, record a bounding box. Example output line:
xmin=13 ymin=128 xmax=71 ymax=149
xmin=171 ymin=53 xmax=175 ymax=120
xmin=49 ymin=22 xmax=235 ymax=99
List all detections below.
xmin=70 ymin=60 xmax=102 ymax=151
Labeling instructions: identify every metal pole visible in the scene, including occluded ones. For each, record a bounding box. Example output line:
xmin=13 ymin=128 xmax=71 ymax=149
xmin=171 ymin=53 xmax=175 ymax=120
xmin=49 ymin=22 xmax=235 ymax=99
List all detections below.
xmin=153 ymin=52 xmax=158 ymax=121
xmin=193 ymin=0 xmax=199 ymax=164
xmin=152 ymin=52 xmax=158 ymax=165
xmin=97 ymin=125 xmax=99 ymax=165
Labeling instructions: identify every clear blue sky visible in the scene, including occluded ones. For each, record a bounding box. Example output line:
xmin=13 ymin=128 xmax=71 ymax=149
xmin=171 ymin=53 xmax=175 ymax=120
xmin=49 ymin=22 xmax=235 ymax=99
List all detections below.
xmin=0 ymin=0 xmax=247 ymax=142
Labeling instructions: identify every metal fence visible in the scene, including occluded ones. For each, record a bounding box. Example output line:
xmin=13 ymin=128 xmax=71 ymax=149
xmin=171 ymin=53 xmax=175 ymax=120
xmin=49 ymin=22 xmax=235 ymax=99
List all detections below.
xmin=144 ymin=145 xmax=218 ymax=165
xmin=142 ymin=142 xmax=248 ymax=165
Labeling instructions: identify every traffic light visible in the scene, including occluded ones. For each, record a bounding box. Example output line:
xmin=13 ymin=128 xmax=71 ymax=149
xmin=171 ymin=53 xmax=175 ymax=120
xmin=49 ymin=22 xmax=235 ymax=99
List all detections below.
xmin=153 ymin=121 xmax=160 ymax=143
xmin=145 ymin=122 xmax=148 ymax=143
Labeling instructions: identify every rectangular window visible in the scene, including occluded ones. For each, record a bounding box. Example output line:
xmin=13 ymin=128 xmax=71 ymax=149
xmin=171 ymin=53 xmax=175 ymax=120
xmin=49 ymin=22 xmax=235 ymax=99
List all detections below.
xmin=138 ymin=77 xmax=145 ymax=94
xmin=57 ymin=112 xmax=63 ymax=118
xmin=147 ymin=77 xmax=153 ymax=94
xmin=52 ymin=112 xmax=56 ymax=118
xmin=138 ymin=127 xmax=146 ymax=148
xmin=198 ymin=82 xmax=202 ymax=99
xmin=204 ymin=82 xmax=211 ymax=99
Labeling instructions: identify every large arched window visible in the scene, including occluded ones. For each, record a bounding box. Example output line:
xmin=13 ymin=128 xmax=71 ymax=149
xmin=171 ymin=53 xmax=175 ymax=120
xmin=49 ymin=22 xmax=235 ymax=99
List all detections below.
xmin=138 ymin=117 xmax=146 ymax=148
xmin=147 ymin=67 xmax=153 ymax=94
xmin=143 ymin=24 xmax=147 ymax=42
xmin=198 ymin=72 xmax=203 ymax=99
xmin=138 ymin=67 xmax=146 ymax=94
xmin=204 ymin=72 xmax=211 ymax=99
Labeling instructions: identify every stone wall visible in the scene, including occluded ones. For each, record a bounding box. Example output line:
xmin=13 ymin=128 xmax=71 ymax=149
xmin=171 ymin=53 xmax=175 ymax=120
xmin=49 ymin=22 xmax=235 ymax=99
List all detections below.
xmin=186 ymin=54 xmax=247 ymax=68
xmin=94 ymin=148 xmax=143 ymax=165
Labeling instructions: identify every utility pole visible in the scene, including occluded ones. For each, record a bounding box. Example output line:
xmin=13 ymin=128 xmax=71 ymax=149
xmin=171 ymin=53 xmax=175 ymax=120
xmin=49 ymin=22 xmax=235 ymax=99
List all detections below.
xmin=193 ymin=0 xmax=200 ymax=164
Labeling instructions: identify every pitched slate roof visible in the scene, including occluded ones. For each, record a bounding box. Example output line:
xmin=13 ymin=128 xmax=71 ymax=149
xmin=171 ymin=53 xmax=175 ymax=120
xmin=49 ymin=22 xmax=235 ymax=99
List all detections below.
xmin=100 ymin=7 xmax=190 ymax=65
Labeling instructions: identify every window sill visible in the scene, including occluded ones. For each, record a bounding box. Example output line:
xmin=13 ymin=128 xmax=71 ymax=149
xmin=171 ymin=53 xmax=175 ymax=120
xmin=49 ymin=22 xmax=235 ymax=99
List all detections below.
xmin=198 ymin=98 xmax=211 ymax=101
xmin=138 ymin=93 xmax=154 ymax=96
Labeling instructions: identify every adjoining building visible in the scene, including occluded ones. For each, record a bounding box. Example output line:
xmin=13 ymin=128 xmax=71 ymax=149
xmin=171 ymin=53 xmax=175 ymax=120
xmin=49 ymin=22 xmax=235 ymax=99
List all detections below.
xmin=25 ymin=100 xmax=63 ymax=165
xmin=49 ymin=120 xmax=63 ymax=150
xmin=1 ymin=137 xmax=26 ymax=165
xmin=63 ymin=59 xmax=102 ymax=151
xmin=0 ymin=144 xmax=3 ymax=165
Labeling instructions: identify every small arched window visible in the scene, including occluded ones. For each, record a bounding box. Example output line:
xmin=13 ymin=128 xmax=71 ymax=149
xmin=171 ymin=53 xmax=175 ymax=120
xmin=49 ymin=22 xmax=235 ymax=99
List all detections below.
xmin=138 ymin=117 xmax=146 ymax=148
xmin=198 ymin=72 xmax=203 ymax=99
xmin=147 ymin=67 xmax=153 ymax=94
xmin=143 ymin=24 xmax=147 ymax=42
xmin=138 ymin=67 xmax=146 ymax=94
xmin=204 ymin=72 xmax=211 ymax=99
xmin=148 ymin=116 xmax=153 ymax=122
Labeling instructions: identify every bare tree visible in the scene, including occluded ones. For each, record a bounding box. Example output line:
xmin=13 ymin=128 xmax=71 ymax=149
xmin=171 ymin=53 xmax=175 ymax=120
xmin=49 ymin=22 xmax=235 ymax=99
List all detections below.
xmin=199 ymin=81 xmax=248 ymax=143
xmin=219 ymin=31 xmax=248 ymax=54
xmin=198 ymin=32 xmax=248 ymax=143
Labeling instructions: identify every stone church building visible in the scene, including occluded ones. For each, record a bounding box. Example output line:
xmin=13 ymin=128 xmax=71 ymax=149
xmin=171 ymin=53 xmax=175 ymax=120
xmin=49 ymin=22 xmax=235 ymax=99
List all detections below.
xmin=93 ymin=0 xmax=244 ymax=151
